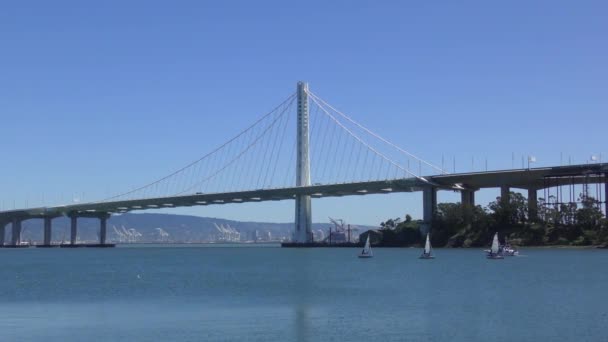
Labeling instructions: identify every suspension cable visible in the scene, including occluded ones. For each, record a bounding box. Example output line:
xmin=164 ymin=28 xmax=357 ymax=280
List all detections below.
xmin=310 ymin=96 xmax=421 ymax=179
xmin=308 ymin=91 xmax=447 ymax=174
xmin=98 ymin=93 xmax=297 ymax=202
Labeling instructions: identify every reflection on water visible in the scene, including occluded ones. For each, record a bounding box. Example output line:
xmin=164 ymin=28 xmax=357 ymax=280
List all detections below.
xmin=292 ymin=250 xmax=312 ymax=342
xmin=0 ymin=247 xmax=607 ymax=341
xmin=295 ymin=302 xmax=310 ymax=342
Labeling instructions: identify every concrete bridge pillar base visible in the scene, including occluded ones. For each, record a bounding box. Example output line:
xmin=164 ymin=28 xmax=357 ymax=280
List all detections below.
xmin=0 ymin=222 xmax=6 ymax=245
xmin=294 ymin=195 xmax=312 ymax=243
xmin=528 ymin=189 xmax=538 ymax=221
xmin=461 ymin=189 xmax=476 ymax=225
xmin=99 ymin=216 xmax=108 ymax=245
xmin=43 ymin=217 xmax=53 ymax=245
xmin=421 ymin=186 xmax=437 ymax=236
xmin=500 ymin=186 xmax=510 ymax=205
xmin=605 ymin=176 xmax=607 ymax=216
xmin=11 ymin=219 xmax=22 ymax=246
xmin=461 ymin=190 xmax=475 ymax=207
xmin=70 ymin=216 xmax=78 ymax=245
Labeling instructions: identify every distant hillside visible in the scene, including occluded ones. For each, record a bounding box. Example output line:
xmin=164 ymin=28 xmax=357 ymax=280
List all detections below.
xmin=15 ymin=213 xmax=375 ymax=244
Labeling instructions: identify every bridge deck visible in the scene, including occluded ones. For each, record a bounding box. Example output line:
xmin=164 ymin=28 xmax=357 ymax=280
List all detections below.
xmin=0 ymin=163 xmax=606 ymax=222
xmin=430 ymin=163 xmax=607 ymax=189
xmin=0 ymin=178 xmax=430 ymax=220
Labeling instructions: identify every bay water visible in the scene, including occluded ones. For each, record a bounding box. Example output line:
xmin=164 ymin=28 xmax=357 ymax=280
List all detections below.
xmin=1 ymin=245 xmax=606 ymax=341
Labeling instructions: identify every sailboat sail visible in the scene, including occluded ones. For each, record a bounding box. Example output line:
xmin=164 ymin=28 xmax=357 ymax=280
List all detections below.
xmin=363 ymin=236 xmax=371 ymax=253
xmin=419 ymin=233 xmax=434 ymax=259
xmin=359 ymin=235 xmax=373 ymax=257
xmin=424 ymin=234 xmax=431 ymax=254
xmin=491 ymin=233 xmax=500 ymax=254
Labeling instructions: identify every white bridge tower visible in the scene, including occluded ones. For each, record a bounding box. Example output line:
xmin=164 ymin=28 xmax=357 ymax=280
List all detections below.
xmin=294 ymin=81 xmax=312 ymax=243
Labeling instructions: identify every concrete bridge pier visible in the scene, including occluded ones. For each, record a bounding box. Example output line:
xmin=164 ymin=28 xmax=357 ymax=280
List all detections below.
xmin=528 ymin=188 xmax=538 ymax=221
xmin=99 ymin=214 xmax=109 ymax=244
xmin=461 ymin=189 xmax=476 ymax=225
xmin=0 ymin=221 xmax=7 ymax=246
xmin=11 ymin=218 xmax=22 ymax=246
xmin=43 ymin=217 xmax=53 ymax=245
xmin=420 ymin=186 xmax=437 ymax=236
xmin=501 ymin=186 xmax=510 ymax=205
xmin=461 ymin=190 xmax=475 ymax=207
xmin=605 ymin=176 xmax=607 ymax=216
xmin=70 ymin=215 xmax=78 ymax=245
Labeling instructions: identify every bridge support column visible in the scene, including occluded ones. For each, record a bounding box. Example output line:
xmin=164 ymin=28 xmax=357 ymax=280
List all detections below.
xmin=99 ymin=215 xmax=108 ymax=245
xmin=528 ymin=188 xmax=538 ymax=221
xmin=11 ymin=218 xmax=22 ymax=246
xmin=420 ymin=186 xmax=437 ymax=236
xmin=0 ymin=222 xmax=6 ymax=246
xmin=43 ymin=217 xmax=52 ymax=245
xmin=70 ymin=216 xmax=78 ymax=245
xmin=461 ymin=189 xmax=475 ymax=225
xmin=501 ymin=186 xmax=510 ymax=205
xmin=605 ymin=176 xmax=607 ymax=216
xmin=461 ymin=190 xmax=475 ymax=207
xmin=294 ymin=81 xmax=312 ymax=243
xmin=295 ymin=195 xmax=312 ymax=243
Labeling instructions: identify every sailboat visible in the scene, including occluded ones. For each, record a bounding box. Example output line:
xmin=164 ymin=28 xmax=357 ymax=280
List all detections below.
xmin=501 ymin=238 xmax=519 ymax=256
xmin=486 ymin=232 xmax=504 ymax=259
xmin=358 ymin=235 xmax=373 ymax=258
xmin=419 ymin=233 xmax=434 ymax=259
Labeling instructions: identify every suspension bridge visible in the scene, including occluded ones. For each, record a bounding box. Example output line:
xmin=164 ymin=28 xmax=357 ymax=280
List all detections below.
xmin=1 ymin=82 xmax=607 ymax=247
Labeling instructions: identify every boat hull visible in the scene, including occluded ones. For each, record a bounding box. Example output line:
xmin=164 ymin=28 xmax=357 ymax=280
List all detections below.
xmin=419 ymin=254 xmax=435 ymax=259
xmin=358 ymin=254 xmax=373 ymax=258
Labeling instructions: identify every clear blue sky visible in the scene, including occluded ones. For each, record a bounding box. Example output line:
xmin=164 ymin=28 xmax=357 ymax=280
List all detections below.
xmin=1 ymin=1 xmax=606 ymax=225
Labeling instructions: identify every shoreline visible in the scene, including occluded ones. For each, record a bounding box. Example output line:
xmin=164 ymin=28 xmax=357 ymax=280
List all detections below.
xmin=123 ymin=242 xmax=608 ymax=249
xmin=3 ymin=242 xmax=604 ymax=249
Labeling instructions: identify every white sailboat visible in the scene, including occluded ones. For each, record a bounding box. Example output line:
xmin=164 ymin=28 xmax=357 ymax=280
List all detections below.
xmin=419 ymin=233 xmax=434 ymax=259
xmin=486 ymin=232 xmax=504 ymax=259
xmin=358 ymin=235 xmax=373 ymax=258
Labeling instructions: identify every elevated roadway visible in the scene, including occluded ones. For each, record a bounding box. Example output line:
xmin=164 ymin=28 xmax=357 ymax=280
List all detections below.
xmin=1 ymin=163 xmax=606 ymax=247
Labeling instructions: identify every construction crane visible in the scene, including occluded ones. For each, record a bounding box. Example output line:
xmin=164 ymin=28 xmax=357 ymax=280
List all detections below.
xmin=327 ymin=217 xmax=359 ymax=243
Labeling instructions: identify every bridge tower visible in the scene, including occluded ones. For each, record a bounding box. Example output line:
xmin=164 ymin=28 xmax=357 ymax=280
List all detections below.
xmin=294 ymin=81 xmax=312 ymax=243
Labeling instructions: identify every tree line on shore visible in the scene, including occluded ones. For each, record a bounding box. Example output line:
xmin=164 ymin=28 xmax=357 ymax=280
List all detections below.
xmin=369 ymin=191 xmax=608 ymax=247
